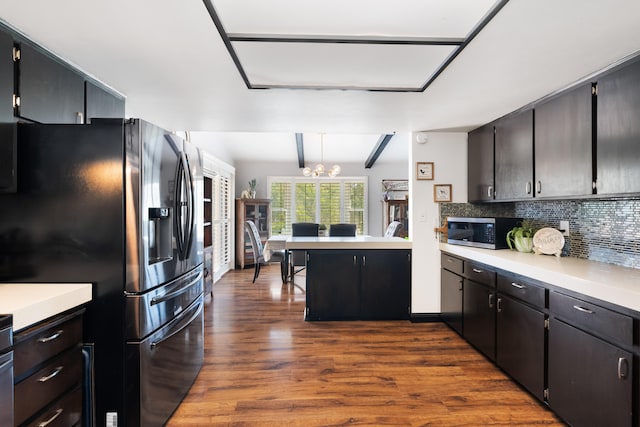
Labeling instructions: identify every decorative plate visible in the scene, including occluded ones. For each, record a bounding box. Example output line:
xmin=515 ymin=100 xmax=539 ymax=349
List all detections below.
xmin=533 ymin=227 xmax=565 ymax=257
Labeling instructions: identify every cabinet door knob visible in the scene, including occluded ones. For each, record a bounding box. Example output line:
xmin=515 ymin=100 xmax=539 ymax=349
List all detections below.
xmin=38 ymin=330 xmax=64 ymax=343
xmin=488 ymin=293 xmax=494 ymax=309
xmin=536 ymin=180 xmax=542 ymax=194
xmin=497 ymin=297 xmax=503 ymax=312
xmin=37 ymin=408 xmax=64 ymax=427
xmin=525 ymin=182 xmax=532 ymax=194
xmin=38 ymin=366 xmax=64 ymax=383
xmin=618 ymin=357 xmax=629 ymax=379
xmin=573 ymin=305 xmax=594 ymax=314
xmin=487 ymin=186 xmax=493 ymax=198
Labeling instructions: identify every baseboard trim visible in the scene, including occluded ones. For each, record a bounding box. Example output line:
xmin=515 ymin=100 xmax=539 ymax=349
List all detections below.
xmin=410 ymin=313 xmax=442 ymax=323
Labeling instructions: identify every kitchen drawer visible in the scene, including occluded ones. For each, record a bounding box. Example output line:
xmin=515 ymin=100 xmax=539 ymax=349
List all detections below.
xmin=23 ymin=385 xmax=81 ymax=427
xmin=14 ymin=311 xmax=83 ymax=381
xmin=441 ymin=253 xmax=463 ymax=275
xmin=549 ymin=291 xmax=633 ymax=346
xmin=497 ymin=274 xmax=546 ymax=309
xmin=463 ymin=260 xmax=496 ymax=287
xmin=14 ymin=347 xmax=82 ymax=426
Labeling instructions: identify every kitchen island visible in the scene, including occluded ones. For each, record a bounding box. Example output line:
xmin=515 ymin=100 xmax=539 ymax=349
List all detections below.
xmin=286 ymin=237 xmax=412 ymax=320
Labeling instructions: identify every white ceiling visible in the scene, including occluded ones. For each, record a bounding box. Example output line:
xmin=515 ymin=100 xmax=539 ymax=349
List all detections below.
xmin=1 ymin=0 xmax=640 ymax=164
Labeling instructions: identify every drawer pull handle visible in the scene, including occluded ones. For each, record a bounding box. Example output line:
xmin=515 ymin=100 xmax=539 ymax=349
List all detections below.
xmin=38 ymin=330 xmax=64 ymax=343
xmin=511 ymin=282 xmax=525 ymax=289
xmin=447 ymin=258 xmax=453 ymax=263
xmin=572 ymin=305 xmax=594 ymax=314
xmin=38 ymin=366 xmax=63 ymax=383
xmin=618 ymin=357 xmax=629 ymax=379
xmin=472 ymin=268 xmax=483 ymax=273
xmin=38 ymin=408 xmax=63 ymax=427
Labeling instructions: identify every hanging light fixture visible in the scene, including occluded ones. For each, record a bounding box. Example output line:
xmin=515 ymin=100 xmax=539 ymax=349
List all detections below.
xmin=302 ymin=133 xmax=341 ymax=177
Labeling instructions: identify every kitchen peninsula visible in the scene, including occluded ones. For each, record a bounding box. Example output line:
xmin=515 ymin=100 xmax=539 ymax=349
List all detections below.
xmin=286 ymin=236 xmax=412 ymax=320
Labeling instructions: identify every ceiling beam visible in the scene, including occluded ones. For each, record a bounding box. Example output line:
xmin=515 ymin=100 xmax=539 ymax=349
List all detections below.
xmin=365 ymin=133 xmax=395 ymax=169
xmin=227 ymin=34 xmax=464 ymax=46
xmin=296 ymin=133 xmax=305 ymax=168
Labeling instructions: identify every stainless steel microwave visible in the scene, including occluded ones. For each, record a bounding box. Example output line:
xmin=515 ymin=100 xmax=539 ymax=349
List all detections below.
xmin=447 ymin=217 xmax=522 ymax=249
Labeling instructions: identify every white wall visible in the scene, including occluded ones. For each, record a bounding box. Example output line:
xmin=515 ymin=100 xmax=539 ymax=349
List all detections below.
xmin=410 ymin=132 xmax=467 ymax=314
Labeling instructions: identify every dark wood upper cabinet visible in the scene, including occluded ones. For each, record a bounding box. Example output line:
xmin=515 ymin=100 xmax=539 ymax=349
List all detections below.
xmin=534 ymin=83 xmax=594 ymax=198
xmin=85 ymin=80 xmax=125 ymax=122
xmin=0 ymin=30 xmax=13 ymax=123
xmin=596 ymin=58 xmax=640 ymax=196
xmin=494 ymin=109 xmax=534 ymax=201
xmin=0 ymin=31 xmax=16 ymax=192
xmin=467 ymin=123 xmax=494 ymax=202
xmin=16 ymin=42 xmax=84 ymax=124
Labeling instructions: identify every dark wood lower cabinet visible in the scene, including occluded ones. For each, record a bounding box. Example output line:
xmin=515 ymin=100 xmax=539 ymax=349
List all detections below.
xmin=305 ymin=249 xmax=410 ymax=321
xmin=440 ymin=269 xmax=463 ymax=335
xmin=548 ymin=317 xmax=633 ymax=427
xmin=360 ymin=250 xmax=410 ymax=320
xmin=463 ymin=279 xmax=495 ymax=361
xmin=496 ymin=294 xmax=545 ymax=401
xmin=306 ymin=251 xmax=361 ymax=320
xmin=442 ymin=251 xmax=640 ymax=427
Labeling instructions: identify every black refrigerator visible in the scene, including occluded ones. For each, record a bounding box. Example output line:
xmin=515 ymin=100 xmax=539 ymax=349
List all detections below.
xmin=0 ymin=118 xmax=204 ymax=427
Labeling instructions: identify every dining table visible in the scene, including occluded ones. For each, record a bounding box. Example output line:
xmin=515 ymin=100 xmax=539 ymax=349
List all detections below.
xmin=263 ymin=235 xmax=291 ymax=282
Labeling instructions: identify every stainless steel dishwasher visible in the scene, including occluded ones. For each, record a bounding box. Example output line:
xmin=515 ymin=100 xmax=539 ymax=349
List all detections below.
xmin=0 ymin=314 xmax=13 ymax=427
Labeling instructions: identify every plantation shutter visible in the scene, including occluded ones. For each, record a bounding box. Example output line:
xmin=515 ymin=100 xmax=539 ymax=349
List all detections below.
xmin=295 ymin=182 xmax=316 ymax=223
xmin=268 ymin=176 xmax=368 ymax=235
xmin=344 ymin=180 xmax=366 ymax=234
xmin=270 ymin=181 xmax=292 ymax=235
xmin=319 ymin=182 xmax=341 ymax=228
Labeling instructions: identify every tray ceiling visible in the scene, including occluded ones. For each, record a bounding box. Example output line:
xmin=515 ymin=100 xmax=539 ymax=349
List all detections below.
xmin=205 ymin=0 xmax=506 ymax=91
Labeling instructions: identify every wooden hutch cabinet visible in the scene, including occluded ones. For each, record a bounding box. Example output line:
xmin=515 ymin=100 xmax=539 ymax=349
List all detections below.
xmin=235 ymin=198 xmax=271 ymax=269
xmin=383 ymin=199 xmax=408 ymax=238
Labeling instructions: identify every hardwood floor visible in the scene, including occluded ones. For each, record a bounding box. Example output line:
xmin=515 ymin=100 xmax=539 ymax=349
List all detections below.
xmin=167 ymin=264 xmax=564 ymax=426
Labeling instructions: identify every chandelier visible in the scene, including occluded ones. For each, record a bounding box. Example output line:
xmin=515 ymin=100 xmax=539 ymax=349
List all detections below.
xmin=302 ymin=133 xmax=341 ymax=177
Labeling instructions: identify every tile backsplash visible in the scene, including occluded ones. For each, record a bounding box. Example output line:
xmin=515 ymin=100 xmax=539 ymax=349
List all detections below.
xmin=440 ymin=199 xmax=640 ymax=269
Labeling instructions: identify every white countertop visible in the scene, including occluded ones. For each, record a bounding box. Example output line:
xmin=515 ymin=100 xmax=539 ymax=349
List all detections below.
xmin=286 ymin=236 xmax=412 ymax=250
xmin=440 ymin=243 xmax=640 ymax=313
xmin=0 ymin=283 xmax=92 ymax=332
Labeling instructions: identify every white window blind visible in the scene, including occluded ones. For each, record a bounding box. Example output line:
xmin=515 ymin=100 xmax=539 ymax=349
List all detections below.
xmin=202 ymin=151 xmax=234 ymax=283
xmin=211 ymin=172 xmax=232 ymax=281
xmin=268 ymin=176 xmax=368 ymax=235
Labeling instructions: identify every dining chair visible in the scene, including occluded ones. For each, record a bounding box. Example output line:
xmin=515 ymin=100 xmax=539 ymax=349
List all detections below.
xmin=384 ymin=221 xmax=404 ymax=237
xmin=329 ymin=223 xmax=357 ymax=237
xmin=244 ymin=221 xmax=287 ymax=283
xmin=290 ymin=222 xmax=319 ymax=281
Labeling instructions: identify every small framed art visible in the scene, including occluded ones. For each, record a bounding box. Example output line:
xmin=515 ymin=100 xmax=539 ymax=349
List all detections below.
xmin=416 ymin=162 xmax=434 ymax=180
xmin=434 ymin=184 xmax=452 ymax=202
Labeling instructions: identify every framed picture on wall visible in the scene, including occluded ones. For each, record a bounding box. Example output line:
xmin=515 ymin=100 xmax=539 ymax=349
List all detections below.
xmin=434 ymin=184 xmax=452 ymax=202
xmin=416 ymin=162 xmax=434 ymax=180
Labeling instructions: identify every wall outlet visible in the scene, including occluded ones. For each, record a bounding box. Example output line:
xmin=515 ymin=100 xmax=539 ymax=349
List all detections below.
xmin=559 ymin=220 xmax=570 ymax=236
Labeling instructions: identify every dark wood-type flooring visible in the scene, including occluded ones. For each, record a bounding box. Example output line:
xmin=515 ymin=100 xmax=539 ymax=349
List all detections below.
xmin=167 ymin=264 xmax=564 ymax=426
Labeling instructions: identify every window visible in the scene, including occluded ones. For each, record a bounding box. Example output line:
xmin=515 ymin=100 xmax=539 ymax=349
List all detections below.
xmin=268 ymin=176 xmax=368 ymax=235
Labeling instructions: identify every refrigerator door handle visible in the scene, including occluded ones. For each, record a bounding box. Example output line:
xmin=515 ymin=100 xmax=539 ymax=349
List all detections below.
xmin=183 ymin=152 xmax=195 ymax=260
xmin=150 ymin=271 xmax=203 ymax=306
xmin=174 ymin=153 xmax=191 ymax=260
xmin=150 ymin=298 xmax=203 ymax=350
